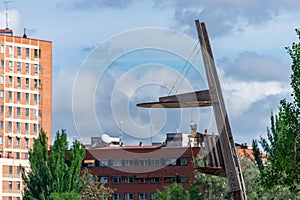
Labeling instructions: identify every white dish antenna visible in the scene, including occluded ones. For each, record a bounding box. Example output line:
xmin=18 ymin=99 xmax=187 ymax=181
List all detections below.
xmin=101 ymin=134 xmax=112 ymax=144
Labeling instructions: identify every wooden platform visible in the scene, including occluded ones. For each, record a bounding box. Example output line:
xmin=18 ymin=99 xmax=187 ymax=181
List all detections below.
xmin=137 ymin=90 xmax=211 ymax=108
xmin=194 ymin=166 xmax=226 ymax=177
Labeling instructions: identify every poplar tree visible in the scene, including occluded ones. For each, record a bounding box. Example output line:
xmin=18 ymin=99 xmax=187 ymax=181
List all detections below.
xmin=253 ymin=29 xmax=300 ymax=195
xmin=22 ymin=129 xmax=85 ymax=200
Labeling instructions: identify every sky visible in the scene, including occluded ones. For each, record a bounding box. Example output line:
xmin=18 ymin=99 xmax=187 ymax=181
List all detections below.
xmin=3 ymin=0 xmax=300 ymax=146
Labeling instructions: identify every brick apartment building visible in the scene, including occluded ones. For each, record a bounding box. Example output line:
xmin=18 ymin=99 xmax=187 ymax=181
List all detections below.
xmin=83 ymin=144 xmax=200 ymax=200
xmin=0 ymin=29 xmax=52 ymax=200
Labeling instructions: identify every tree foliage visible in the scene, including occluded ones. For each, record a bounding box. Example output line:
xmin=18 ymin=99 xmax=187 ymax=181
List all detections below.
xmin=155 ymin=183 xmax=190 ymax=200
xmin=22 ymin=130 xmax=85 ymax=199
xmin=192 ymin=154 xmax=293 ymax=199
xmin=79 ymin=168 xmax=114 ymax=200
xmin=253 ymin=29 xmax=300 ymax=196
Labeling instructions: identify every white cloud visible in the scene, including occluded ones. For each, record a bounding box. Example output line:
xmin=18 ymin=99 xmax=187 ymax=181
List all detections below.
xmin=222 ymin=76 xmax=290 ymax=117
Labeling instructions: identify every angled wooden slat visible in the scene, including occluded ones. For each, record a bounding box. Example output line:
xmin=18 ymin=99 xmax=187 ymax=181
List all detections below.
xmin=195 ymin=20 xmax=247 ymax=200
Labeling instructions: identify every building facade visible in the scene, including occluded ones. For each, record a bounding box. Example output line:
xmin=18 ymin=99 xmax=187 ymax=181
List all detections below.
xmin=84 ymin=146 xmax=200 ymax=200
xmin=0 ymin=31 xmax=52 ymax=200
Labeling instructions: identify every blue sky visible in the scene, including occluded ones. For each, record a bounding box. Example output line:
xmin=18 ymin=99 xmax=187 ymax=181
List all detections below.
xmin=4 ymin=0 xmax=300 ymax=146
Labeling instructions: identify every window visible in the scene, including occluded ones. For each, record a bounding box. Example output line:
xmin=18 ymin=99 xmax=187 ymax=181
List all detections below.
xmin=34 ymin=64 xmax=38 ymax=72
xmin=25 ymin=78 xmax=29 ymax=87
xmin=9 ymin=61 xmax=13 ymax=70
xmin=99 ymin=176 xmax=108 ymax=184
xmin=165 ymin=158 xmax=176 ymax=166
xmin=138 ymin=178 xmax=147 ymax=184
xmin=25 ymin=93 xmax=29 ymax=103
xmin=8 ymin=76 xmax=12 ymax=85
xmin=7 ymin=151 xmax=12 ymax=158
xmin=8 ymin=137 xmax=12 ymax=146
xmin=25 ymin=108 xmax=29 ymax=117
xmin=113 ymin=159 xmax=122 ymax=166
xmin=26 ymin=48 xmax=29 ymax=57
xmin=180 ymin=157 xmax=188 ymax=166
xmin=16 ymin=122 xmax=21 ymax=132
xmin=9 ymin=181 xmax=12 ymax=190
xmin=34 ymin=79 xmax=41 ymax=89
xmin=34 ymin=94 xmax=41 ymax=103
xmin=25 ymin=153 xmax=29 ymax=159
xmin=151 ymin=177 xmax=160 ymax=183
xmin=34 ymin=79 xmax=37 ymax=88
xmin=17 ymin=62 xmax=21 ymax=71
xmin=164 ymin=176 xmax=176 ymax=183
xmin=8 ymin=106 xmax=12 ymax=116
xmin=179 ymin=176 xmax=188 ymax=183
xmin=112 ymin=193 xmax=121 ymax=200
xmin=112 ymin=176 xmax=122 ymax=184
xmin=8 ymin=121 xmax=12 ymax=131
xmin=0 ymin=120 xmax=3 ymax=129
xmin=34 ymin=49 xmax=41 ymax=58
xmin=17 ymin=92 xmax=21 ymax=101
xmin=34 ymin=109 xmax=41 ymax=118
xmin=17 ymin=47 xmax=21 ymax=56
xmin=149 ymin=159 xmax=160 ymax=166
xmin=0 ymin=75 xmax=3 ymax=84
xmin=124 ymin=176 xmax=134 ymax=184
xmin=138 ymin=193 xmax=148 ymax=200
xmin=17 ymin=181 xmax=21 ymax=190
xmin=0 ymin=45 xmax=4 ymax=53
xmin=99 ymin=160 xmax=108 ymax=167
xmin=26 ymin=63 xmax=29 ymax=72
xmin=17 ymin=77 xmax=21 ymax=86
xmin=0 ymin=105 xmax=3 ymax=114
xmin=0 ymin=136 xmax=3 ymax=144
xmin=25 ymin=138 xmax=30 ymax=147
xmin=0 ymin=151 xmax=2 ymax=158
xmin=17 ymin=166 xmax=21 ymax=174
xmin=150 ymin=193 xmax=156 ymax=200
xmin=9 ymin=166 xmax=13 ymax=174
xmin=124 ymin=159 xmax=134 ymax=166
xmin=16 ymin=152 xmax=20 ymax=159
xmin=8 ymin=92 xmax=12 ymax=102
xmin=137 ymin=159 xmax=148 ymax=166
xmin=34 ymin=64 xmax=41 ymax=73
xmin=8 ymin=46 xmax=13 ymax=55
xmin=34 ymin=124 xmax=40 ymax=133
xmin=16 ymin=137 xmax=21 ymax=146
xmin=25 ymin=123 xmax=29 ymax=132
xmin=17 ymin=107 xmax=21 ymax=116
xmin=125 ymin=193 xmax=134 ymax=200
xmin=0 ymin=90 xmax=3 ymax=98
xmin=0 ymin=60 xmax=4 ymax=67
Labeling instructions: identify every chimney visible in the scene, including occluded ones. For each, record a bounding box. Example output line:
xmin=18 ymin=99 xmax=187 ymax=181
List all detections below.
xmin=23 ymin=28 xmax=27 ymax=38
xmin=190 ymin=123 xmax=197 ymax=135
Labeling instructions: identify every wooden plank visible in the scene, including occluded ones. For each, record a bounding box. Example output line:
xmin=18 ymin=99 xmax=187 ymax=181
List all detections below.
xmin=136 ymin=100 xmax=211 ymax=108
xmin=136 ymin=90 xmax=211 ymax=108
xmin=159 ymin=89 xmax=211 ymax=102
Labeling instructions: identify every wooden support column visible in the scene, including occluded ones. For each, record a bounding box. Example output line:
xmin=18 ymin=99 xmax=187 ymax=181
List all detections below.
xmin=195 ymin=20 xmax=247 ymax=200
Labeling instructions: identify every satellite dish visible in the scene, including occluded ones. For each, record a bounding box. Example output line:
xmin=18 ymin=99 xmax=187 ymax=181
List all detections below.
xmin=101 ymin=134 xmax=112 ymax=144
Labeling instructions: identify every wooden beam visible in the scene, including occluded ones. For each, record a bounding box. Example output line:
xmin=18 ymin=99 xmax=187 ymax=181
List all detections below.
xmin=195 ymin=20 xmax=247 ymax=200
xmin=136 ymin=90 xmax=211 ymax=108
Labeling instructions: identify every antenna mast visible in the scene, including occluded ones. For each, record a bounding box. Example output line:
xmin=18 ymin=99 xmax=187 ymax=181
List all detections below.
xmin=4 ymin=1 xmax=11 ymax=29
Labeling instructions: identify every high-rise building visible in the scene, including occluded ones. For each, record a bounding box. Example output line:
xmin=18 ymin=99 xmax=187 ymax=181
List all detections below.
xmin=0 ymin=29 xmax=52 ymax=200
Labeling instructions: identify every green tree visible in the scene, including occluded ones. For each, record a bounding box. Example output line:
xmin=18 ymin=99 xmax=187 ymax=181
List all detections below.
xmin=22 ymin=130 xmax=85 ymax=199
xmin=155 ymin=183 xmax=190 ymax=200
xmin=253 ymin=29 xmax=300 ymax=196
xmin=192 ymin=154 xmax=293 ymax=199
xmin=193 ymin=171 xmax=229 ymax=199
xmin=79 ymin=168 xmax=114 ymax=200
